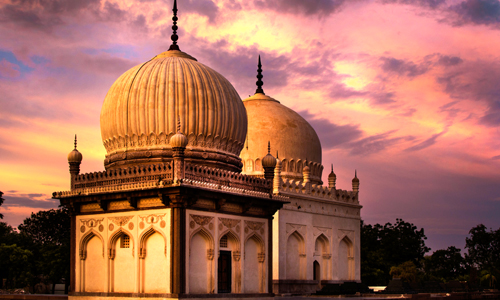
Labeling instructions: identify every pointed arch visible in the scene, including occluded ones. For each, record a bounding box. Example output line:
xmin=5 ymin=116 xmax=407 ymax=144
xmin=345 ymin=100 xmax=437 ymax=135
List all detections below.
xmin=281 ymin=159 xmax=288 ymax=172
xmin=315 ymin=234 xmax=330 ymax=254
xmin=189 ymin=227 xmax=215 ymax=294
xmin=315 ymin=234 xmax=331 ymax=281
xmin=219 ymin=229 xmax=241 ymax=251
xmin=79 ymin=229 xmax=104 ymax=260
xmin=289 ymin=160 xmax=295 ymax=173
xmin=139 ymin=225 xmax=169 ymax=293
xmin=108 ymin=227 xmax=135 ymax=259
xmin=338 ymin=236 xmax=354 ymax=281
xmin=243 ymin=233 xmax=266 ymax=293
xmin=139 ymin=225 xmax=167 ymax=258
xmin=255 ymin=158 xmax=262 ymax=172
xmin=297 ymin=160 xmax=303 ymax=173
xmin=286 ymin=230 xmax=306 ymax=280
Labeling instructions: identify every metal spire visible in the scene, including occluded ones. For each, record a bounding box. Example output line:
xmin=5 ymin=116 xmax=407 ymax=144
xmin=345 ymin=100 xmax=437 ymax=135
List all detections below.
xmin=331 ymin=164 xmax=333 ymax=172
xmin=276 ymin=151 xmax=279 ymax=159
xmin=177 ymin=116 xmax=181 ymax=132
xmin=169 ymin=0 xmax=180 ymax=51
xmin=74 ymin=134 xmax=77 ymax=149
xmin=267 ymin=141 xmax=270 ymax=154
xmin=256 ymin=55 xmax=264 ymax=94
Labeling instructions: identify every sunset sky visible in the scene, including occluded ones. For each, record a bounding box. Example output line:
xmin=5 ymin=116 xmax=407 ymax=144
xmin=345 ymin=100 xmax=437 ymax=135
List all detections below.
xmin=1 ymin=0 xmax=499 ymax=253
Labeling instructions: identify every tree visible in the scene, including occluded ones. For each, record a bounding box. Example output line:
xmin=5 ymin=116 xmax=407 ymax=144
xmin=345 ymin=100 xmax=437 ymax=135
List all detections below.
xmin=465 ymin=224 xmax=500 ymax=289
xmin=18 ymin=208 xmax=71 ymax=293
xmin=0 ymin=243 xmax=33 ymax=289
xmin=361 ymin=219 xmax=430 ymax=285
xmin=0 ymin=191 xmax=4 ymax=219
xmin=424 ymin=246 xmax=466 ymax=282
xmin=390 ymin=261 xmax=421 ymax=283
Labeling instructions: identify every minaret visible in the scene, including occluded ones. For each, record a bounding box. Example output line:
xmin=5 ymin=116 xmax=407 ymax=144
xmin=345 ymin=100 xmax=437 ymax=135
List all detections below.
xmin=273 ymin=151 xmax=282 ymax=194
xmin=256 ymin=55 xmax=264 ymax=94
xmin=352 ymin=170 xmax=359 ymax=192
xmin=169 ymin=0 xmax=180 ymax=51
xmin=170 ymin=119 xmax=188 ymax=183
xmin=67 ymin=135 xmax=83 ymax=190
xmin=328 ymin=164 xmax=336 ymax=189
xmin=262 ymin=141 xmax=277 ymax=182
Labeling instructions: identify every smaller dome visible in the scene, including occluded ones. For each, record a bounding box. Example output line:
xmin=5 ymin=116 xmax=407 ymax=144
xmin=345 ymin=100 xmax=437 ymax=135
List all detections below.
xmin=262 ymin=153 xmax=277 ymax=169
xmin=170 ymin=122 xmax=188 ymax=148
xmin=352 ymin=171 xmax=359 ymax=183
xmin=68 ymin=135 xmax=82 ymax=163
xmin=262 ymin=142 xmax=277 ymax=169
xmin=329 ymin=164 xmax=336 ymax=178
xmin=68 ymin=149 xmax=82 ymax=163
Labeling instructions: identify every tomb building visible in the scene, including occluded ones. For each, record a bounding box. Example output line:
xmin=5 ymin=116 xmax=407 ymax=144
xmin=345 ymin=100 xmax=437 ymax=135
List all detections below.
xmin=240 ymin=58 xmax=361 ymax=294
xmin=53 ymin=2 xmax=361 ymax=299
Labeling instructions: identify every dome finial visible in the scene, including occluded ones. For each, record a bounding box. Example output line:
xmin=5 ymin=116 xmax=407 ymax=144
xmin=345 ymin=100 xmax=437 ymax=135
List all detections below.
xmin=267 ymin=141 xmax=271 ymax=154
xmin=169 ymin=0 xmax=180 ymax=51
xmin=256 ymin=55 xmax=264 ymax=94
xmin=177 ymin=116 xmax=181 ymax=133
xmin=276 ymin=151 xmax=279 ymax=159
xmin=331 ymin=164 xmax=333 ymax=172
xmin=74 ymin=134 xmax=77 ymax=150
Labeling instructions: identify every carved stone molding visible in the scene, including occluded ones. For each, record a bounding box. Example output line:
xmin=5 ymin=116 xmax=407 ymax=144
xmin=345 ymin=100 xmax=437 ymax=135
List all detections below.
xmin=220 ymin=218 xmax=240 ymax=229
xmin=313 ymin=226 xmax=332 ymax=238
xmin=192 ymin=215 xmax=213 ymax=226
xmin=338 ymin=229 xmax=355 ymax=242
xmin=258 ymin=252 xmax=265 ymax=263
xmin=245 ymin=221 xmax=264 ymax=231
xmin=80 ymin=218 xmax=103 ymax=229
xmin=139 ymin=214 xmax=165 ymax=224
xmin=109 ymin=216 xmax=133 ymax=227
xmin=286 ymin=223 xmax=306 ymax=238
xmin=233 ymin=251 xmax=241 ymax=261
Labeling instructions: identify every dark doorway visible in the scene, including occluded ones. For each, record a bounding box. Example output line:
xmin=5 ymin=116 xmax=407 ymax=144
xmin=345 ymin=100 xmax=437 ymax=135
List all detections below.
xmin=313 ymin=260 xmax=320 ymax=281
xmin=218 ymin=250 xmax=232 ymax=293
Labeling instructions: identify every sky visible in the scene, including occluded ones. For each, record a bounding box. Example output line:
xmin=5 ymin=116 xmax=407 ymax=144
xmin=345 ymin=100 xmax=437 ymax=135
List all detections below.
xmin=0 ymin=0 xmax=499 ymax=253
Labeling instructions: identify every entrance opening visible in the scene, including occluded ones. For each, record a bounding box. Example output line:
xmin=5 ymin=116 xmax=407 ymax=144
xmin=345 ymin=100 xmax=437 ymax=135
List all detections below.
xmin=313 ymin=260 xmax=320 ymax=281
xmin=218 ymin=250 xmax=231 ymax=293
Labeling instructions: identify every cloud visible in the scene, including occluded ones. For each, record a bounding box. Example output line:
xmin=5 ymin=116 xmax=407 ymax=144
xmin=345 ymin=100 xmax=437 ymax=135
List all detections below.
xmin=405 ymin=129 xmax=448 ymax=152
xmin=437 ymin=60 xmax=500 ymax=126
xmin=437 ymin=55 xmax=464 ymax=66
xmin=380 ymin=0 xmax=446 ymax=9
xmin=2 ymin=192 xmax=59 ymax=209
xmin=380 ymin=56 xmax=430 ymax=77
xmin=450 ymin=0 xmax=500 ymax=25
xmin=345 ymin=130 xmax=415 ymax=155
xmin=254 ymin=0 xmax=347 ymax=17
xmin=183 ymin=0 xmax=219 ymax=23
xmin=298 ymin=110 xmax=363 ymax=149
xmin=0 ymin=60 xmax=20 ymax=78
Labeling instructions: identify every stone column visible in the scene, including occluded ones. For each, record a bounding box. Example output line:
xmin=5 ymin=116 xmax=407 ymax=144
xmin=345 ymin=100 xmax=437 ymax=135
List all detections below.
xmin=170 ymin=195 xmax=186 ymax=295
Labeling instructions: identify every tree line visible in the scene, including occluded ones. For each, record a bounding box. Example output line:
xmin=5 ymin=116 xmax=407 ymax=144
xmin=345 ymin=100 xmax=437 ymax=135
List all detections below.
xmin=0 ymin=191 xmax=70 ymax=293
xmin=361 ymin=218 xmax=500 ymax=289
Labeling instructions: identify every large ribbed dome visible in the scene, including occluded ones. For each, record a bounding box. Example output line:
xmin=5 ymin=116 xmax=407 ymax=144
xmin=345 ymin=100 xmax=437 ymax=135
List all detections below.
xmin=100 ymin=50 xmax=247 ymax=171
xmin=240 ymin=93 xmax=323 ymax=184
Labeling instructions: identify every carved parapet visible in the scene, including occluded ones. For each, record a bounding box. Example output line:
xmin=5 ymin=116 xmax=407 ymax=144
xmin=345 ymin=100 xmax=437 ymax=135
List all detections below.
xmin=184 ymin=163 xmax=270 ymax=193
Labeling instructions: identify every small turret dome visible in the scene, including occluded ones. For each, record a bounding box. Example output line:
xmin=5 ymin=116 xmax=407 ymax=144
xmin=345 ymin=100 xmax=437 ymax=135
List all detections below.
xmin=68 ymin=135 xmax=82 ymax=163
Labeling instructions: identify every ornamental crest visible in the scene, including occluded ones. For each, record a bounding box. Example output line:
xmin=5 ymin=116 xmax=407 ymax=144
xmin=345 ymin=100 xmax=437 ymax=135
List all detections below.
xmin=140 ymin=214 xmax=165 ymax=224
xmin=80 ymin=218 xmax=103 ymax=228
xmin=220 ymin=218 xmax=240 ymax=229
xmin=245 ymin=221 xmax=264 ymax=231
xmin=192 ymin=215 xmax=213 ymax=226
xmin=109 ymin=216 xmax=133 ymax=226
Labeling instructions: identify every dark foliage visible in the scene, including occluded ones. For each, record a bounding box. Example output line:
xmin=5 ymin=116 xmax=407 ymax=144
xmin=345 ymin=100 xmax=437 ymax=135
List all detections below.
xmin=361 ymin=219 xmax=430 ymax=285
xmin=465 ymin=224 xmax=500 ymax=288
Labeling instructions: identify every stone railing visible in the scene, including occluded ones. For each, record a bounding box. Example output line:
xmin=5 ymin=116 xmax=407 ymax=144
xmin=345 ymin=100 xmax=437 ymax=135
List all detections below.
xmin=73 ymin=163 xmax=173 ymax=189
xmin=184 ymin=163 xmax=270 ymax=193
xmin=278 ymin=178 xmax=358 ymax=204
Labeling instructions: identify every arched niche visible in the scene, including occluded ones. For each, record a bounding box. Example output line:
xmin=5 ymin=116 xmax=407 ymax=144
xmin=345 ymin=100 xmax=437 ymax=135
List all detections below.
xmin=79 ymin=230 xmax=105 ymax=292
xmin=285 ymin=231 xmax=305 ymax=280
xmin=255 ymin=158 xmax=262 ymax=172
xmin=243 ymin=234 xmax=265 ymax=293
xmin=218 ymin=230 xmax=241 ymax=293
xmin=189 ymin=228 xmax=214 ymax=294
xmin=138 ymin=226 xmax=169 ymax=293
xmin=338 ymin=236 xmax=354 ymax=281
xmin=108 ymin=228 xmax=135 ymax=292
xmin=315 ymin=234 xmax=331 ymax=281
